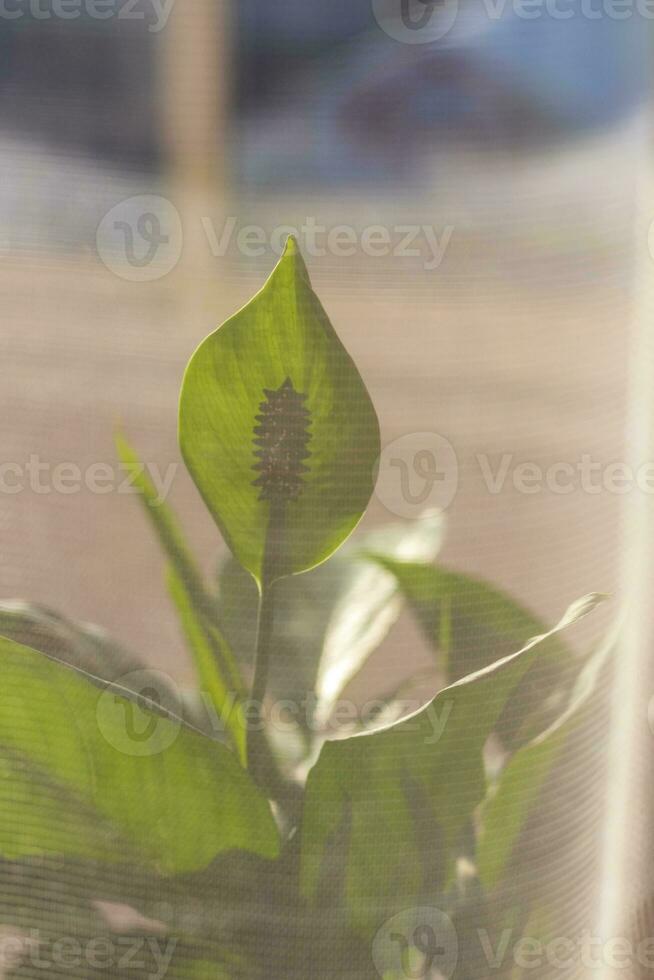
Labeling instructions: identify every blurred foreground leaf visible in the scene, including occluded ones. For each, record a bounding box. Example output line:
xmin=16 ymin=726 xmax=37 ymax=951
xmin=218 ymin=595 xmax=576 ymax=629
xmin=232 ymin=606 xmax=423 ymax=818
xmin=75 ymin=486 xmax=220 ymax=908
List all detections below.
xmin=300 ymin=595 xmax=604 ymax=937
xmin=0 ymin=600 xmax=178 ymax=700
xmin=116 ymin=435 xmax=248 ymax=759
xmin=0 ymin=635 xmax=279 ymax=873
xmin=477 ymin=619 xmax=617 ymax=888
xmin=367 ymin=560 xmax=567 ymax=682
xmin=115 ymin=434 xmax=214 ymax=621
xmin=368 ymin=560 xmax=577 ymax=749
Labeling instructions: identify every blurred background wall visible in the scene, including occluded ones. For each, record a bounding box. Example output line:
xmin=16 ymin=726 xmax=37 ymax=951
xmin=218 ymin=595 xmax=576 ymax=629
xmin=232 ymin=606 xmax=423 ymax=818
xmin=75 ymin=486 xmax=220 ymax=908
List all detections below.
xmin=0 ymin=4 xmax=652 ymax=965
xmin=1 ymin=0 xmax=648 ymax=670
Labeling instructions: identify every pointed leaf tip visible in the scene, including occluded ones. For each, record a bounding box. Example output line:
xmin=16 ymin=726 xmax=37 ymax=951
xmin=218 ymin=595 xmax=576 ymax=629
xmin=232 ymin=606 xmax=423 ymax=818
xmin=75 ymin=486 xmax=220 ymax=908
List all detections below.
xmin=283 ymin=235 xmax=298 ymax=256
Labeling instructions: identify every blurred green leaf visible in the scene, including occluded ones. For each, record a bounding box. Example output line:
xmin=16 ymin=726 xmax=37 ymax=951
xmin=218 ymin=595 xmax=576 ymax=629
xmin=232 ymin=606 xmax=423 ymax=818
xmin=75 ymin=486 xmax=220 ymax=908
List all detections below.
xmin=0 ymin=857 xmax=257 ymax=979
xmin=477 ymin=620 xmax=616 ymax=889
xmin=167 ymin=568 xmax=246 ymax=765
xmin=147 ymin=846 xmax=374 ymax=980
xmin=216 ymin=513 xmax=444 ymax=733
xmin=365 ymin=560 xmax=566 ymax=682
xmin=179 ymin=237 xmax=380 ymax=584
xmin=116 ymin=435 xmax=249 ymax=753
xmin=367 ymin=560 xmax=576 ymax=749
xmin=0 ymin=600 xmax=182 ymax=708
xmin=315 ymin=515 xmax=444 ymax=728
xmin=300 ymin=595 xmax=604 ymax=937
xmin=0 ymin=635 xmax=279 ymax=873
xmin=115 ymin=434 xmax=216 ymax=624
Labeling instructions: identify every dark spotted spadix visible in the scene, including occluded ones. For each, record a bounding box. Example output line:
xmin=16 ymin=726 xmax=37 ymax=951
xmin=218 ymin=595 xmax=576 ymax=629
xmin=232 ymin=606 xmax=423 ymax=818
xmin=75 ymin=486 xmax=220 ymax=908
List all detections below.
xmin=252 ymin=378 xmax=312 ymax=503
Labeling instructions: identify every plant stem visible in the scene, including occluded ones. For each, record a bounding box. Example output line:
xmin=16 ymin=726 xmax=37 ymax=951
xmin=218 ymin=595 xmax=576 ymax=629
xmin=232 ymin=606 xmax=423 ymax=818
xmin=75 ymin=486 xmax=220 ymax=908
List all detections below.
xmin=251 ymin=583 xmax=276 ymax=713
xmin=248 ymin=501 xmax=286 ymax=787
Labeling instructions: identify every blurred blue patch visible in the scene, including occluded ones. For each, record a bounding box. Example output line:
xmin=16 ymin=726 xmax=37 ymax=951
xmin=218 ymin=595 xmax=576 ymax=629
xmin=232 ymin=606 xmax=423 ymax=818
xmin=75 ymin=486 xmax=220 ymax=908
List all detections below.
xmin=236 ymin=0 xmax=651 ymax=186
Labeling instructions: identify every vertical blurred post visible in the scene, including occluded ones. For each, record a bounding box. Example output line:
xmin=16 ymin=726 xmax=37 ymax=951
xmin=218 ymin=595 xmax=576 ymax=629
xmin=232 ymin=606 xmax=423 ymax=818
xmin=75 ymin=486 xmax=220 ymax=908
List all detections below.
xmin=598 ymin=160 xmax=654 ymax=977
xmin=158 ymin=0 xmax=230 ymax=313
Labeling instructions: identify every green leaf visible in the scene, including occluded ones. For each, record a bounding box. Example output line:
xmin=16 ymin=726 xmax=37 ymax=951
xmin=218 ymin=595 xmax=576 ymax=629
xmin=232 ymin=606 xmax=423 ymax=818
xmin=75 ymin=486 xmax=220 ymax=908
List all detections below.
xmin=115 ymin=434 xmax=217 ymax=625
xmin=314 ymin=515 xmax=444 ymax=728
xmin=477 ymin=620 xmax=617 ymax=889
xmin=366 ymin=560 xmax=576 ymax=748
xmin=215 ymin=513 xmax=444 ymax=734
xmin=0 ymin=600 xmax=182 ymax=706
xmin=366 ymin=560 xmax=566 ymax=682
xmin=300 ymin=595 xmax=604 ymax=937
xmin=0 ymin=860 xmax=104 ymax=932
xmin=0 ymin=856 xmax=256 ymax=979
xmin=179 ymin=237 xmax=380 ymax=583
xmin=116 ymin=434 xmax=248 ymax=755
xmin=0 ymin=635 xmax=279 ymax=872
